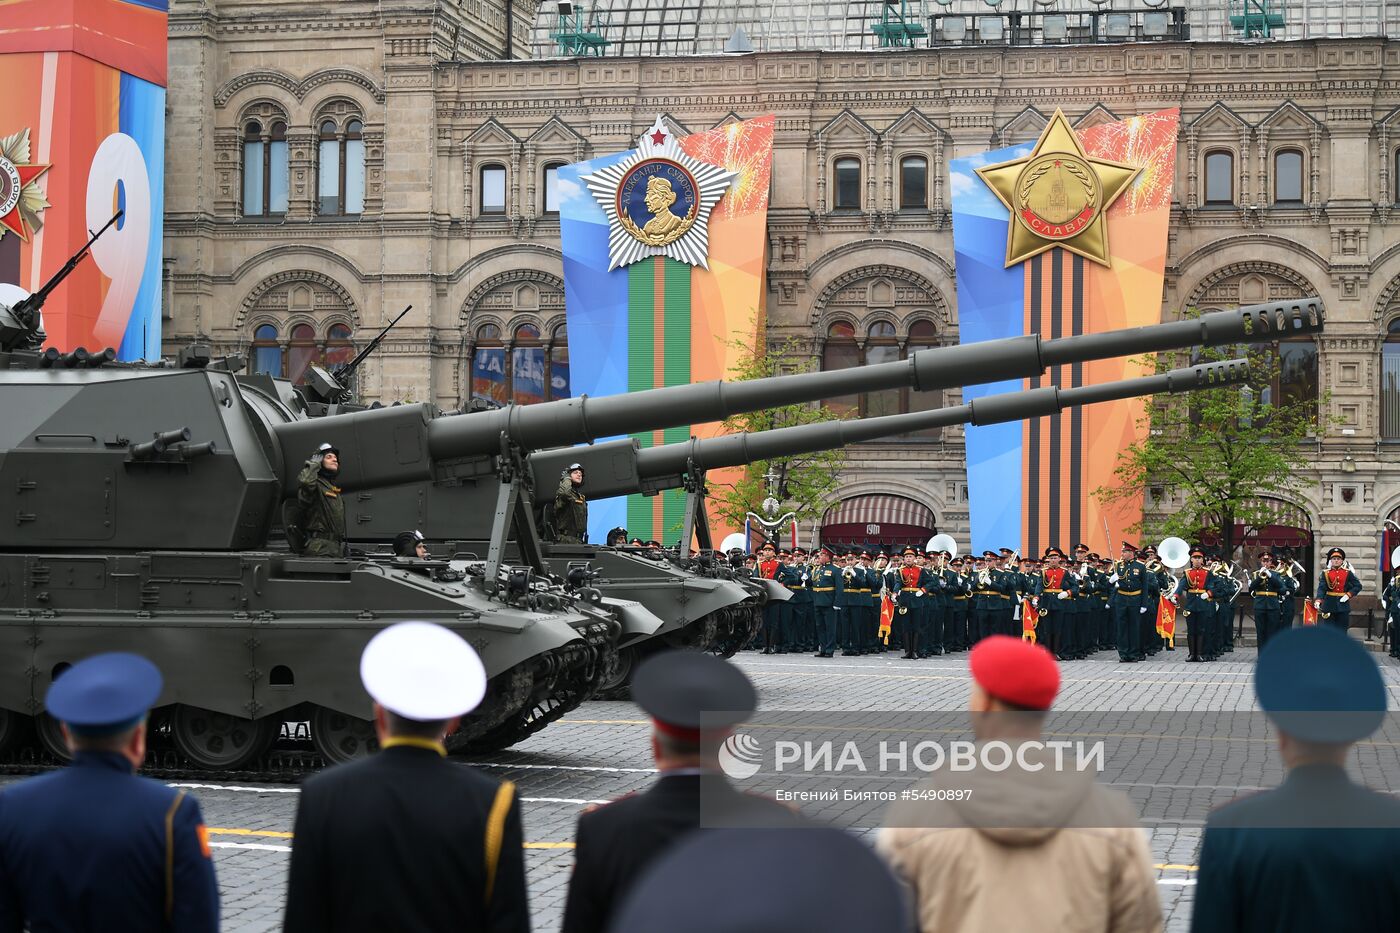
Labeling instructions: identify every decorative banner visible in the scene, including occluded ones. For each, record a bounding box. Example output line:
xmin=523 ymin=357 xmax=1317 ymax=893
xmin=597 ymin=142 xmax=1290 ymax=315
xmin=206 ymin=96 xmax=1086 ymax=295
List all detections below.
xmin=951 ymin=109 xmax=1179 ymax=558
xmin=559 ymin=115 xmax=774 ymax=545
xmin=0 ymin=0 xmax=167 ymax=361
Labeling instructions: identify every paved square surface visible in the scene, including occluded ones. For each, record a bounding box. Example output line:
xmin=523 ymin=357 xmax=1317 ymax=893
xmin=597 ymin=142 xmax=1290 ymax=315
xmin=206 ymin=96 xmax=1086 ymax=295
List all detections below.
xmin=9 ymin=644 xmax=1400 ymax=931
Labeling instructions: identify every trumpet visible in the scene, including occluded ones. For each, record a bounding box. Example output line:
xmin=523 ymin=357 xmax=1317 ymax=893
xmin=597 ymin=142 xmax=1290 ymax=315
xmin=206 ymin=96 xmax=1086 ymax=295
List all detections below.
xmin=1255 ymin=566 xmax=1272 ymax=582
xmin=1145 ymin=558 xmax=1162 ymax=574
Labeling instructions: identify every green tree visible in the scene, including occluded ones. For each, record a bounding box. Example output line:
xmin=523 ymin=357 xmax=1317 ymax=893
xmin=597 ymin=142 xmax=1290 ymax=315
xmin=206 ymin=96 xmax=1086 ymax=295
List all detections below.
xmin=707 ymin=328 xmax=847 ymax=543
xmin=1095 ymin=316 xmax=1328 ymax=557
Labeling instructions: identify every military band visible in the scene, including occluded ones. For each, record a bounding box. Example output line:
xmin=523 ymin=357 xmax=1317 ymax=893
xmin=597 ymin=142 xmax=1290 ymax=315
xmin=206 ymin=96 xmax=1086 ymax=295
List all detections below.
xmin=734 ymin=537 xmax=1367 ymax=663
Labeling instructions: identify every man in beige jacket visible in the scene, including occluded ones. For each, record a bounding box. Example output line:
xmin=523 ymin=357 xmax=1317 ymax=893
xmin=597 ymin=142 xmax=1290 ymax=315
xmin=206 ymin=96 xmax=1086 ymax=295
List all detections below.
xmin=878 ymin=635 xmax=1162 ymax=933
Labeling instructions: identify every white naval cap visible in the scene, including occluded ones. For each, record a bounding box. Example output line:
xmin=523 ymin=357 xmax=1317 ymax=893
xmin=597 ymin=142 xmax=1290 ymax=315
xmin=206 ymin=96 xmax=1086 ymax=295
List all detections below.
xmin=359 ymin=621 xmax=487 ymax=720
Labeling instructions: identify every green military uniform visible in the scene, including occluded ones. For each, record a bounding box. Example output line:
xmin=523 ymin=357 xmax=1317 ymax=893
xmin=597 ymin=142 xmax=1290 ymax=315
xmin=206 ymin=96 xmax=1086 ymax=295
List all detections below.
xmin=297 ymin=452 xmax=346 ymax=557
xmin=554 ymin=473 xmax=588 ymax=544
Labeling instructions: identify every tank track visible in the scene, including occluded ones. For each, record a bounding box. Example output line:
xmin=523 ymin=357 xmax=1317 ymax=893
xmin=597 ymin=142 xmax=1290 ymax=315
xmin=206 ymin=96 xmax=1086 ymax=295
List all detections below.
xmin=0 ymin=620 xmax=619 ymax=779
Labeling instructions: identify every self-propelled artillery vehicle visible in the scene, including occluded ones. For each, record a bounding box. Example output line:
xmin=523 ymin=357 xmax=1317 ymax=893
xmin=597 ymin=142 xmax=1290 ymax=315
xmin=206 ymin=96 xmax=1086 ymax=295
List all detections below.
xmin=292 ymin=299 xmax=1322 ymax=692
xmin=0 ymin=262 xmax=619 ymax=769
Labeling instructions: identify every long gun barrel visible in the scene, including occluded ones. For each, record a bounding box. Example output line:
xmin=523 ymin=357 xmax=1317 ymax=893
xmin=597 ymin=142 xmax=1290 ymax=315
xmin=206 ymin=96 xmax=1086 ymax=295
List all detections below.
xmin=268 ymin=299 xmax=1320 ymax=494
xmin=331 ymin=304 xmax=412 ymax=381
xmin=0 ymin=211 xmax=123 ymax=352
xmin=530 ymin=359 xmax=1250 ymax=499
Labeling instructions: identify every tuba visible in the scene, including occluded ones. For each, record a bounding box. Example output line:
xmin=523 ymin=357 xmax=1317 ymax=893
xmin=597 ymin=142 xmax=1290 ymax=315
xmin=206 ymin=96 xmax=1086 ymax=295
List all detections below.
xmin=1158 ymin=537 xmax=1191 ymax=570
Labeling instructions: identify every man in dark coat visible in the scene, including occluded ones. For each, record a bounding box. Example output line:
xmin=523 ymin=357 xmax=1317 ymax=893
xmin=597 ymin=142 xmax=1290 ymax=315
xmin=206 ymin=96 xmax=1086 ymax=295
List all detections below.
xmin=561 ymin=651 xmax=800 ymax=933
xmin=283 ymin=622 xmax=528 ymax=933
xmin=0 ymin=653 xmax=219 ymax=933
xmin=1191 ymin=625 xmax=1400 ymax=933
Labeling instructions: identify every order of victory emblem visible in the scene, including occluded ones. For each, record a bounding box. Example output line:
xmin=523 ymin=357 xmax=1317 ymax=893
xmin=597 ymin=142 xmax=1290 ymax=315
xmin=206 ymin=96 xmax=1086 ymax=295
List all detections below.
xmin=0 ymin=128 xmax=52 ymax=243
xmin=583 ymin=116 xmax=737 ymax=271
xmin=975 ymin=109 xmax=1140 ymax=268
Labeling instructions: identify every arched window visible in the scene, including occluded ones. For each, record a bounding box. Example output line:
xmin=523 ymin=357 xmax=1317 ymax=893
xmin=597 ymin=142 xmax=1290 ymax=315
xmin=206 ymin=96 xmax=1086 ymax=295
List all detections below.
xmin=480 ymin=164 xmax=507 ymax=215
xmin=316 ymin=118 xmax=365 ymax=216
xmin=1204 ymin=150 xmax=1234 ymax=205
xmin=1273 ymin=149 xmax=1303 ymax=204
xmin=904 ymin=320 xmax=942 ymax=439
xmin=543 ymin=162 xmax=565 ymax=214
xmin=287 ymin=324 xmax=318 ymax=384
xmin=1384 ymin=319 xmax=1400 ymax=440
xmin=820 ymin=320 xmax=942 ymax=435
xmin=833 ymin=158 xmax=861 ymax=210
xmin=550 ymin=323 xmax=570 ymax=400
xmin=252 ymin=324 xmax=282 ymax=376
xmin=324 ymin=323 xmax=355 ymax=369
xmin=821 ymin=321 xmax=860 ymax=417
xmin=899 ymin=156 xmax=927 ymax=209
xmin=512 ymin=323 xmax=545 ymax=405
xmin=242 ymin=120 xmax=288 ymax=217
xmin=865 ymin=321 xmax=900 ymax=418
xmin=469 ymin=323 xmax=507 ymax=404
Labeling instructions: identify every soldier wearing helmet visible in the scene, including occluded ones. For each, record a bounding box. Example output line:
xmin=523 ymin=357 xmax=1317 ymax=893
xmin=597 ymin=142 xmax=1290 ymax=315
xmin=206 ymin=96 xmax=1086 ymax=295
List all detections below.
xmin=554 ymin=463 xmax=588 ymax=544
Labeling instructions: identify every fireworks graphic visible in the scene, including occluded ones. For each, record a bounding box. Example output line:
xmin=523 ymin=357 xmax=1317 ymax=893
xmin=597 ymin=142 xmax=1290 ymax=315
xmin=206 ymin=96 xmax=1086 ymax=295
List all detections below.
xmin=1081 ymin=109 xmax=1180 ymax=216
xmin=680 ymin=115 xmax=774 ymax=220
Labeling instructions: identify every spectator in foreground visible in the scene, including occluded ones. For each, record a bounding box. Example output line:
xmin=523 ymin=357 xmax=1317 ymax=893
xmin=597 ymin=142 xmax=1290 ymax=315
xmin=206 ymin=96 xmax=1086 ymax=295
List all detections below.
xmin=1191 ymin=625 xmax=1400 ymax=933
xmin=611 ymin=827 xmax=911 ymax=933
xmin=0 ymin=652 xmax=219 ymax=933
xmin=878 ymin=635 xmax=1161 ymax=933
xmin=283 ymin=621 xmax=528 ymax=933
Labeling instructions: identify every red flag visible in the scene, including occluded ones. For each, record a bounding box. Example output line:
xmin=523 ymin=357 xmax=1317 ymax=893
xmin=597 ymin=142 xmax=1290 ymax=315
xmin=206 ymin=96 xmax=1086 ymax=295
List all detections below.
xmin=879 ymin=594 xmax=895 ymax=643
xmin=1303 ymin=600 xmax=1319 ymax=626
xmin=1156 ymin=597 xmax=1177 ymax=640
xmin=1021 ymin=599 xmax=1039 ymax=643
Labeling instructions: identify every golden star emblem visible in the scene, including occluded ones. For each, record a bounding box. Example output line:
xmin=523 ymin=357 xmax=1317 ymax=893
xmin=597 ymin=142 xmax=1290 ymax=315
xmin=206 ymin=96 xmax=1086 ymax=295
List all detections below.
xmin=975 ymin=109 xmax=1141 ymax=268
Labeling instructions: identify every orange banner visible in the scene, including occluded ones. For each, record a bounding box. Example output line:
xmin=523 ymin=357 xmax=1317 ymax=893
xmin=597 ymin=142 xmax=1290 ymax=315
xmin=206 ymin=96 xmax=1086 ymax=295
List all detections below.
xmin=1022 ymin=599 xmax=1039 ymax=643
xmin=1156 ymin=597 xmax=1177 ymax=640
xmin=1303 ymin=601 xmax=1319 ymax=626
xmin=879 ymin=595 xmax=895 ymax=643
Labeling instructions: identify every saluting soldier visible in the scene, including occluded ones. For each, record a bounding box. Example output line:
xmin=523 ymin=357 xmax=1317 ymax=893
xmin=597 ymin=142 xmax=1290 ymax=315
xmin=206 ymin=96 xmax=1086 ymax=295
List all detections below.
xmin=296 ymin=442 xmax=347 ymax=557
xmin=1313 ymin=547 xmax=1363 ymax=632
xmin=1249 ymin=551 xmax=1288 ymax=651
xmin=810 ymin=545 xmax=843 ymax=659
xmin=1110 ymin=542 xmax=1150 ymax=664
xmin=553 ymin=463 xmax=589 ymax=544
xmin=0 ymin=654 xmax=219 ymax=933
xmin=1177 ymin=548 xmax=1228 ymax=663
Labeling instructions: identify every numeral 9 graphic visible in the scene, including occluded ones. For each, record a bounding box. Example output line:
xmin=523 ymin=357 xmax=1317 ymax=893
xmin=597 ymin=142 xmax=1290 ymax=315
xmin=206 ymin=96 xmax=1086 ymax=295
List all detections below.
xmin=86 ymin=133 xmax=150 ymax=348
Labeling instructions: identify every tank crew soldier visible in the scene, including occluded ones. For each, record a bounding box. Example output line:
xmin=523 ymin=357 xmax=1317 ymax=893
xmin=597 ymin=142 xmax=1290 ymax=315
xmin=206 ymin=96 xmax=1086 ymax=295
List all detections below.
xmin=1177 ymin=548 xmax=1227 ymax=663
xmin=296 ymin=442 xmax=347 ymax=557
xmin=1192 ymin=627 xmax=1400 ymax=933
xmin=393 ymin=529 xmax=429 ymax=559
xmin=562 ymin=651 xmax=802 ymax=933
xmin=554 ymin=463 xmax=589 ymax=544
xmin=284 ymin=622 xmax=526 ymax=933
xmin=1110 ymin=542 xmax=1149 ymax=663
xmin=1313 ymin=547 xmax=1363 ymax=632
xmin=606 ymin=526 xmax=629 ymax=547
xmin=0 ymin=653 xmax=219 ymax=933
xmin=809 ymin=545 xmax=843 ymax=658
xmin=1249 ymin=551 xmax=1288 ymax=650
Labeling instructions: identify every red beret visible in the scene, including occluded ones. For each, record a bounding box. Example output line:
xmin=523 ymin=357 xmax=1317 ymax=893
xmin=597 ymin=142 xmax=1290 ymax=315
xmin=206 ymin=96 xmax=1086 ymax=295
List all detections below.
xmin=969 ymin=636 xmax=1060 ymax=711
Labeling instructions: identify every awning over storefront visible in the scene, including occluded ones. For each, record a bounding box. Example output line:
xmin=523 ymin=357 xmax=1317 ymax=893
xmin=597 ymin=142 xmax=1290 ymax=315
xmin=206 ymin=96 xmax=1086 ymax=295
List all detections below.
xmin=821 ymin=495 xmax=936 ymax=548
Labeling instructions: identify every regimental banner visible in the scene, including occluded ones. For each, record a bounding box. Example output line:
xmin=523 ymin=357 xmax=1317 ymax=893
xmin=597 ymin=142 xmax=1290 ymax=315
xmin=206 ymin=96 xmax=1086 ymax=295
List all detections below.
xmin=0 ymin=0 xmax=167 ymax=361
xmin=951 ymin=109 xmax=1178 ymax=557
xmin=558 ymin=115 xmax=774 ymax=545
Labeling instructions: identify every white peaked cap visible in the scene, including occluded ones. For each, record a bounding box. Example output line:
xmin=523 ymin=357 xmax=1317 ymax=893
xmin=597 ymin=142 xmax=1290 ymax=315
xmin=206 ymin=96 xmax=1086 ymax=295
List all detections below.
xmin=359 ymin=621 xmax=487 ymax=720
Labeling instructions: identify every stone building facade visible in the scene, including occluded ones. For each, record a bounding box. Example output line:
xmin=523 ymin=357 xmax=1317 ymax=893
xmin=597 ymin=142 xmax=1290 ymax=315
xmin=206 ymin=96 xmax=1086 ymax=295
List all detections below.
xmin=164 ymin=1 xmax=1400 ymax=584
